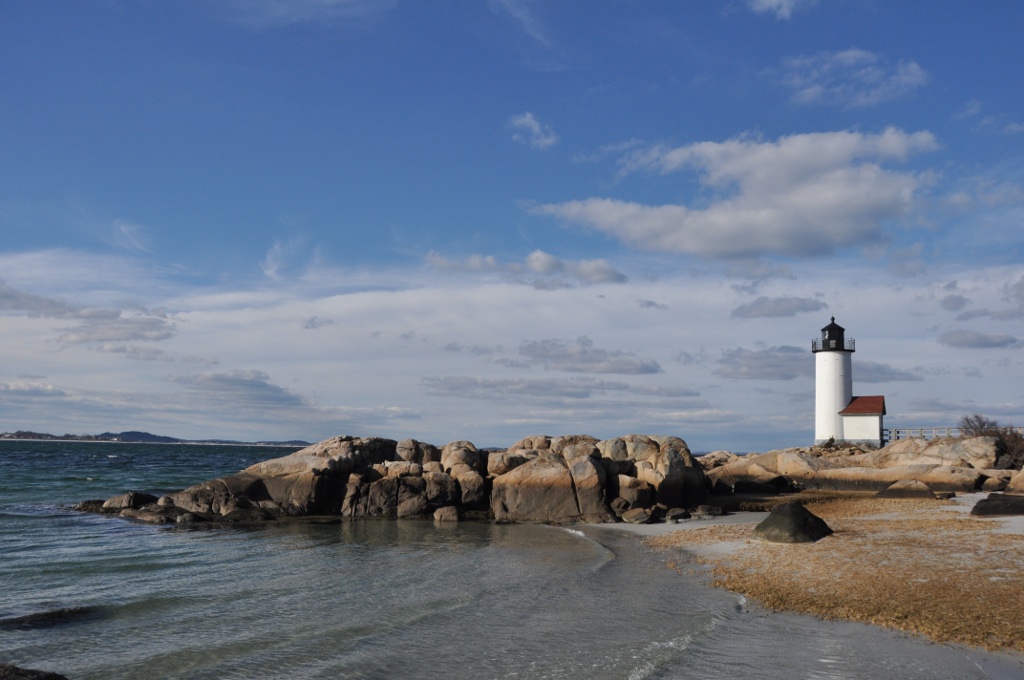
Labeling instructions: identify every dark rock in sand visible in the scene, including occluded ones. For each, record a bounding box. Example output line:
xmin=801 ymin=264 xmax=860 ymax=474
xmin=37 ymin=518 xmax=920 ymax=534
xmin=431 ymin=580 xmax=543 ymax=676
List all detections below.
xmin=874 ymin=479 xmax=938 ymax=499
xmin=970 ymin=493 xmax=1024 ymax=516
xmin=0 ymin=665 xmax=69 ymax=680
xmin=753 ymin=502 xmax=833 ymax=543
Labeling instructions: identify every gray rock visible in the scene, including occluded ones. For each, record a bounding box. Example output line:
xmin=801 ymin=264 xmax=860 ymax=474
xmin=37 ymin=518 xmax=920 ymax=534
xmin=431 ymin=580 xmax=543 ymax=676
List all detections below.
xmin=433 ymin=506 xmax=459 ymax=522
xmin=102 ymin=491 xmax=158 ymax=510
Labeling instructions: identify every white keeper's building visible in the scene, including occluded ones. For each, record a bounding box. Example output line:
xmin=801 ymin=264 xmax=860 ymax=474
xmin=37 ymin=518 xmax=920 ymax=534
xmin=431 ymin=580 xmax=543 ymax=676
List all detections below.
xmin=812 ymin=317 xmax=886 ymax=448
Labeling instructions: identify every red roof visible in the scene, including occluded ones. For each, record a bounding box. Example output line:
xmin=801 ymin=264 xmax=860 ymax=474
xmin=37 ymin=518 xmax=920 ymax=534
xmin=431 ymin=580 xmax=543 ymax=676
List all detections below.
xmin=840 ymin=395 xmax=886 ymax=416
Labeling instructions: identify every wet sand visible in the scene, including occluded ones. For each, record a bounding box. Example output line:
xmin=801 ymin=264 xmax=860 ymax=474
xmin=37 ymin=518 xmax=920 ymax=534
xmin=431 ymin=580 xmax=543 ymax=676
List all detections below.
xmin=600 ymin=492 xmax=1024 ymax=667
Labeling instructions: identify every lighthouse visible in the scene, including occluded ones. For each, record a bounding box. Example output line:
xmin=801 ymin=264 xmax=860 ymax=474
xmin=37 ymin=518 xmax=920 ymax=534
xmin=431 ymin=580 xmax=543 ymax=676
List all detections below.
xmin=811 ymin=317 xmax=886 ymax=448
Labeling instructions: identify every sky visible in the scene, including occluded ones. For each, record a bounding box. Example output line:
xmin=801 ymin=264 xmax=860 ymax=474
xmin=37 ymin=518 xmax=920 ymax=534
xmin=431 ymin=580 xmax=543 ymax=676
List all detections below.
xmin=1 ymin=0 xmax=1022 ymax=451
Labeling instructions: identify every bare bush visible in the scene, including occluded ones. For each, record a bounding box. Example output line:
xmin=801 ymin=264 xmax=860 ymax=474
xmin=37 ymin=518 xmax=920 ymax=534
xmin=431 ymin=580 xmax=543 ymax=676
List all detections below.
xmin=959 ymin=414 xmax=1024 ymax=469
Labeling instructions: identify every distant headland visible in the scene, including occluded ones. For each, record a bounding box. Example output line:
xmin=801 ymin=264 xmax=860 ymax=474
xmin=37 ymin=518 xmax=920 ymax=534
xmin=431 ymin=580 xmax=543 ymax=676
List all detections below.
xmin=0 ymin=430 xmax=310 ymax=447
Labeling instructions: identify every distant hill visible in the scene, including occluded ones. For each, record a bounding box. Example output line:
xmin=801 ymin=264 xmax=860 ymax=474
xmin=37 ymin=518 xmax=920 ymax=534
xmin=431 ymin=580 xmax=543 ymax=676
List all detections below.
xmin=0 ymin=430 xmax=309 ymax=447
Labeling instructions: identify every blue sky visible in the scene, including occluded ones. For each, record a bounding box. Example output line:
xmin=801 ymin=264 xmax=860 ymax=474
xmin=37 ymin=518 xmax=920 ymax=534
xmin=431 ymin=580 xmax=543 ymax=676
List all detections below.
xmin=1 ymin=0 xmax=1022 ymax=450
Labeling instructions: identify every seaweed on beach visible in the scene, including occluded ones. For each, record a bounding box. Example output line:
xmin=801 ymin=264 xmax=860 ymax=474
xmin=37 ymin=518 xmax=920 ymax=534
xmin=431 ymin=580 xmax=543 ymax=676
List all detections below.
xmin=648 ymin=496 xmax=1024 ymax=652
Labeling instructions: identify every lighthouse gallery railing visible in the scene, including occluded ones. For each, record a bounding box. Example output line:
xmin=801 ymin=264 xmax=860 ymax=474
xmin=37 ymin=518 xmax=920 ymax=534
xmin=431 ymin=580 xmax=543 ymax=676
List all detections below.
xmin=811 ymin=337 xmax=855 ymax=351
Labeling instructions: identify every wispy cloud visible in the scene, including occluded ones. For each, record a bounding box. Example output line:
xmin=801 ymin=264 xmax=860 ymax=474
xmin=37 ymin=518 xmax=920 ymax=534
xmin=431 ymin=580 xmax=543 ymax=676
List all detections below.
xmin=508 ymin=112 xmax=558 ymax=149
xmin=714 ymin=345 xmax=811 ymax=380
xmin=731 ymin=296 xmax=826 ymax=318
xmin=538 ymin=128 xmax=937 ymax=259
xmin=422 ymin=375 xmax=630 ymax=401
xmin=518 ymin=336 xmax=662 ymax=375
xmin=488 ymin=0 xmax=549 ymax=46
xmin=746 ymin=0 xmax=817 ymax=20
xmin=855 ymin=361 xmax=923 ymax=383
xmin=57 ymin=316 xmax=176 ymax=346
xmin=111 ymin=220 xmax=152 ymax=254
xmin=226 ymin=0 xmax=398 ymax=28
xmin=778 ymin=49 xmax=928 ymax=108
xmin=0 ymin=279 xmax=119 ymax=319
xmin=938 ymin=330 xmax=1020 ymax=349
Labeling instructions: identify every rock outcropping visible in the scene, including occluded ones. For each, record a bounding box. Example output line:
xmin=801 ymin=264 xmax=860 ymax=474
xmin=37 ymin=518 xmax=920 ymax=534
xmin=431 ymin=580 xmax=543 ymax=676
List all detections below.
xmin=703 ymin=436 xmax=1005 ymax=495
xmin=87 ymin=433 xmax=709 ymax=526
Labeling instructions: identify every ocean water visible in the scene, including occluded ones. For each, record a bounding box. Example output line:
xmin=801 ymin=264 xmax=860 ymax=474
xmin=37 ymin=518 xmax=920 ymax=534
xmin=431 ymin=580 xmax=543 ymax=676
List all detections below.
xmin=1 ymin=441 xmax=1021 ymax=680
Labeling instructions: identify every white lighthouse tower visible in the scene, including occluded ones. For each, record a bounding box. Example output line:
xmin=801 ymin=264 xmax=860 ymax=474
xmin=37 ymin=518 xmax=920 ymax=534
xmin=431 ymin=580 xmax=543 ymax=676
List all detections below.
xmin=812 ymin=317 xmax=854 ymax=445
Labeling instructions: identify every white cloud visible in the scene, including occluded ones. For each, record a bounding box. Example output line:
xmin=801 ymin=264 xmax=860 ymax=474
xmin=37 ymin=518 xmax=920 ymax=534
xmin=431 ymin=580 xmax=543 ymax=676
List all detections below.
xmin=538 ymin=128 xmax=937 ymax=259
xmin=778 ymin=49 xmax=928 ymax=108
xmin=508 ymin=112 xmax=558 ymax=149
xmin=57 ymin=316 xmax=176 ymax=346
xmin=0 ymin=381 xmax=67 ymax=398
xmin=746 ymin=0 xmax=817 ymax=20
xmin=427 ymin=249 xmax=626 ymax=286
xmin=2 ymin=247 xmax=1022 ymax=451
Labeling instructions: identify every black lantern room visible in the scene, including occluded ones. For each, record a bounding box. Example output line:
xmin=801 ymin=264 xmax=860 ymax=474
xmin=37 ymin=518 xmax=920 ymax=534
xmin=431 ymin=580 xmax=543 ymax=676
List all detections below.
xmin=812 ymin=317 xmax=855 ymax=353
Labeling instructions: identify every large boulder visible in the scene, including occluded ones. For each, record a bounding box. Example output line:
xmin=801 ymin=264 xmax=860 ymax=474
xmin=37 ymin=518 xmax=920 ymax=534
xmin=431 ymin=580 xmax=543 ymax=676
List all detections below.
xmin=490 ymin=453 xmax=582 ymax=523
xmin=1007 ymin=469 xmax=1024 ymax=495
xmin=441 ymin=441 xmax=484 ymax=475
xmin=396 ymin=439 xmax=440 ymax=464
xmin=851 ymin=437 xmax=998 ymax=470
xmin=697 ymin=450 xmax=739 ymax=470
xmin=243 ymin=436 xmax=398 ymax=478
xmin=567 ymin=454 xmax=613 ymax=522
xmin=798 ymin=465 xmax=982 ymax=492
xmin=599 ymin=435 xmax=707 ymax=508
xmin=753 ymin=502 xmax=833 ymax=543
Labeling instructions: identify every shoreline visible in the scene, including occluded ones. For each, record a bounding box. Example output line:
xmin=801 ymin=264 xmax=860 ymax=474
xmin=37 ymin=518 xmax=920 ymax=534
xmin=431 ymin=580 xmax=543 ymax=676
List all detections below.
xmin=592 ymin=492 xmax=1024 ymax=675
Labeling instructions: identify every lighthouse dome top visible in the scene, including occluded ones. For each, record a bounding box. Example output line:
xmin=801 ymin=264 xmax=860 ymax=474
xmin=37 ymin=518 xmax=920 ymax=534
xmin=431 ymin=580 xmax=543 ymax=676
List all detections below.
xmin=812 ymin=316 xmax=855 ymax=353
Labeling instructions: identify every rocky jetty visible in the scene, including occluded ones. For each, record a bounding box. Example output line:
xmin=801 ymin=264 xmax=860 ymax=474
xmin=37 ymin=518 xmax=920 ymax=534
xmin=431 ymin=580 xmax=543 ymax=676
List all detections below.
xmin=83 ymin=433 xmax=709 ymax=526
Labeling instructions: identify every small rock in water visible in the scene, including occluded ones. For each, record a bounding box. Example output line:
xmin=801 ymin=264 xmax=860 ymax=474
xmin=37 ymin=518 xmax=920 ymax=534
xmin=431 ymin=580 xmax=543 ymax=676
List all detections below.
xmin=0 ymin=664 xmax=69 ymax=680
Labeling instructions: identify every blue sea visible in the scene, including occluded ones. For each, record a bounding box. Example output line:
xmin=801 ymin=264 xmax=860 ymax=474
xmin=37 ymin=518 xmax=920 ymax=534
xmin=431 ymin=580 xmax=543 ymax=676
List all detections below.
xmin=2 ymin=441 xmax=1021 ymax=679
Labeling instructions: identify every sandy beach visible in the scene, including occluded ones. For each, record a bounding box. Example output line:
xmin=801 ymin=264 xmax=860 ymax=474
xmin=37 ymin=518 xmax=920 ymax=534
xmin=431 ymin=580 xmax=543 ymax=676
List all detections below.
xmin=600 ymin=492 xmax=1024 ymax=667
